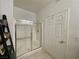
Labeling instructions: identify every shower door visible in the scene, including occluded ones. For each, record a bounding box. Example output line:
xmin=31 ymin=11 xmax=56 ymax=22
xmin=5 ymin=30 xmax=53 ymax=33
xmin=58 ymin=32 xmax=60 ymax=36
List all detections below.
xmin=16 ymin=24 xmax=32 ymax=57
xmin=32 ymin=23 xmax=42 ymax=50
xmin=15 ymin=20 xmax=42 ymax=57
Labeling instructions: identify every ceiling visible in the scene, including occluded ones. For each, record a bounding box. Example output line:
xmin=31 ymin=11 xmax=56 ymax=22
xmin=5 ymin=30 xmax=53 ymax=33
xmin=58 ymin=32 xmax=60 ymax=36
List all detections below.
xmin=14 ymin=0 xmax=54 ymax=13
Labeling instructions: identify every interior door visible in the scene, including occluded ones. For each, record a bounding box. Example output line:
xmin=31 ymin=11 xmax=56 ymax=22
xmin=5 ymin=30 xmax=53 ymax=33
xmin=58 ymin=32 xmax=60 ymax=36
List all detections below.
xmin=43 ymin=9 xmax=69 ymax=59
xmin=53 ymin=9 xmax=69 ymax=59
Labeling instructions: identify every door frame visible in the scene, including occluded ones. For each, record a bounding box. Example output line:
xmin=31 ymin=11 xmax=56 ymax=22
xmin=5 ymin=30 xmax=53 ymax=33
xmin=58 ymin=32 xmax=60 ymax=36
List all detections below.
xmin=42 ymin=8 xmax=70 ymax=59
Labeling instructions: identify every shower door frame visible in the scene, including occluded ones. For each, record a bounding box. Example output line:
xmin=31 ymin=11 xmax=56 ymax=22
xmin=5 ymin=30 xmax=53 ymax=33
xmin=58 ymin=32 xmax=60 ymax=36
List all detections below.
xmin=15 ymin=24 xmax=32 ymax=57
xmin=31 ymin=23 xmax=42 ymax=51
xmin=15 ymin=21 xmax=42 ymax=57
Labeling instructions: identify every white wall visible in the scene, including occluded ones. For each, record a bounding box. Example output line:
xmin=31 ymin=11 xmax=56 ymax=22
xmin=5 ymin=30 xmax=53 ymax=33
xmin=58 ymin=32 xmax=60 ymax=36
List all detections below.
xmin=14 ymin=7 xmax=36 ymax=22
xmin=37 ymin=0 xmax=79 ymax=59
xmin=0 ymin=0 xmax=15 ymax=47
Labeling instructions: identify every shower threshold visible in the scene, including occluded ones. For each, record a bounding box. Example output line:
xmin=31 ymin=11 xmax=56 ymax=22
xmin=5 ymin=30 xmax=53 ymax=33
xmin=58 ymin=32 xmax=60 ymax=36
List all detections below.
xmin=17 ymin=48 xmax=42 ymax=59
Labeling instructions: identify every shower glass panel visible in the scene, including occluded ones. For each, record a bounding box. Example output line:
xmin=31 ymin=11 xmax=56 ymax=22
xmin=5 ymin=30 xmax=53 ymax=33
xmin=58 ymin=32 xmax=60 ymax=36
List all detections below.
xmin=32 ymin=24 xmax=42 ymax=50
xmin=15 ymin=20 xmax=41 ymax=57
xmin=16 ymin=24 xmax=32 ymax=57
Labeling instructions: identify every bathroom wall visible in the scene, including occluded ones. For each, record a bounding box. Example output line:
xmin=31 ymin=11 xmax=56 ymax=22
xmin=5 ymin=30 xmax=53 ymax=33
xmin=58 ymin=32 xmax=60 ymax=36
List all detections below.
xmin=16 ymin=24 xmax=31 ymax=39
xmin=0 ymin=0 xmax=15 ymax=47
xmin=16 ymin=20 xmax=33 ymax=40
xmin=14 ymin=7 xmax=36 ymax=22
xmin=37 ymin=0 xmax=79 ymax=59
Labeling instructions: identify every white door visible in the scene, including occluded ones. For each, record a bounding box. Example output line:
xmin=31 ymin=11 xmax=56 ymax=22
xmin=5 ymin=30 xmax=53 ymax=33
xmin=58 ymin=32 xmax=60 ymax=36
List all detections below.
xmin=43 ymin=9 xmax=69 ymax=59
xmin=53 ymin=9 xmax=69 ymax=59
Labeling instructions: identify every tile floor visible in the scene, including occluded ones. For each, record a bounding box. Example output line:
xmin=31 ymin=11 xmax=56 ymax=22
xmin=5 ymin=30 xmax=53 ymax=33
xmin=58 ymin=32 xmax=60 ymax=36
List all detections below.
xmin=17 ymin=38 xmax=40 ymax=57
xmin=23 ymin=50 xmax=53 ymax=59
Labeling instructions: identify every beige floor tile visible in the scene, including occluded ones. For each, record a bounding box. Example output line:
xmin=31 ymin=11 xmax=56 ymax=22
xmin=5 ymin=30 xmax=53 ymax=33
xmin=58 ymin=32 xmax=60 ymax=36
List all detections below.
xmin=24 ymin=50 xmax=53 ymax=59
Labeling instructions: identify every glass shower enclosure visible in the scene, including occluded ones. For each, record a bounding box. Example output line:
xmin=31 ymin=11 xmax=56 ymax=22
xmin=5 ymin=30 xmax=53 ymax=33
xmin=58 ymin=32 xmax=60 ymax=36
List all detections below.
xmin=15 ymin=20 xmax=41 ymax=57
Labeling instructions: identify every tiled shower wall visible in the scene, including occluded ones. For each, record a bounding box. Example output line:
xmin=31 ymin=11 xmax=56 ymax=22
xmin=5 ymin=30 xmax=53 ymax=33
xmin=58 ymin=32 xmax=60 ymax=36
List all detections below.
xmin=16 ymin=24 xmax=41 ymax=57
xmin=16 ymin=24 xmax=32 ymax=57
xmin=16 ymin=24 xmax=31 ymax=39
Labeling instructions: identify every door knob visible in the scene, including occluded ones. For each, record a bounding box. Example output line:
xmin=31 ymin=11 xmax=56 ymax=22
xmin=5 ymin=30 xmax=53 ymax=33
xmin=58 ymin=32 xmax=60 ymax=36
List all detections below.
xmin=59 ymin=41 xmax=64 ymax=44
